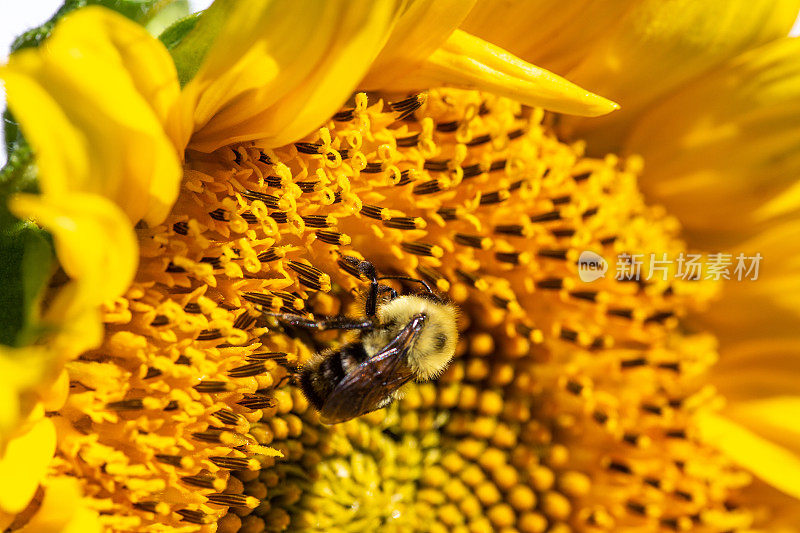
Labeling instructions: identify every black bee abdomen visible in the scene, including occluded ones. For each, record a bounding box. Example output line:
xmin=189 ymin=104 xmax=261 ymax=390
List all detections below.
xmin=300 ymin=343 xmax=370 ymax=412
xmin=342 ymin=342 xmax=369 ymax=364
xmin=299 ymin=367 xmax=325 ymax=410
xmin=324 ymin=350 xmax=347 ymax=382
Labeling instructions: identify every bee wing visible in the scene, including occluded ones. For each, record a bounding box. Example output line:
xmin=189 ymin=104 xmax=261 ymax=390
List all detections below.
xmin=320 ymin=314 xmax=426 ymax=424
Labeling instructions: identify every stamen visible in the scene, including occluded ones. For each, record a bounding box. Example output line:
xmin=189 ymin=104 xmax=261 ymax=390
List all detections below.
xmin=537 ymin=249 xmax=568 ymax=261
xmin=383 ymin=217 xmax=426 ymax=230
xmin=212 ymin=409 xmax=243 ymax=426
xmin=436 ymin=121 xmax=459 ymax=132
xmin=530 ymin=211 xmax=561 ymax=223
xmin=240 ymin=190 xmax=280 ymax=208
xmin=360 ymin=204 xmax=389 ymax=220
xmin=181 ymin=473 xmax=226 ymax=490
xmin=301 ymin=215 xmax=334 ymax=228
xmin=455 ymin=234 xmax=492 ymax=250
xmin=176 ymin=509 xmax=212 ymax=525
xmin=388 ymin=93 xmax=426 ymax=121
xmin=401 ymin=241 xmax=444 ymax=258
xmin=155 ymin=454 xmax=188 ymax=468
xmin=536 ymin=278 xmax=564 ymax=290
xmin=333 ymin=108 xmax=354 ymax=122
xmin=294 ymin=142 xmax=322 ymax=155
xmin=194 ymin=380 xmax=234 ymax=393
xmin=413 ymin=180 xmax=443 ymax=195
xmin=209 ymin=456 xmax=261 ymax=471
xmin=238 ymin=394 xmax=276 ymax=410
xmin=106 ymin=399 xmax=144 ymax=411
xmin=172 ymin=221 xmax=188 ymax=235
xmin=396 ymin=133 xmax=420 ymax=147
xmin=206 ymin=493 xmax=260 ymax=508
xmin=227 ymin=362 xmax=268 ymax=378
xmin=257 ymin=248 xmax=283 ymax=262
xmin=133 ymin=501 xmax=169 ymax=515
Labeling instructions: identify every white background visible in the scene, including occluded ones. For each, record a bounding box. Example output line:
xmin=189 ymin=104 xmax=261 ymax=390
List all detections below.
xmin=2 ymin=3 xmax=800 ymax=167
xmin=0 ymin=0 xmax=212 ymax=166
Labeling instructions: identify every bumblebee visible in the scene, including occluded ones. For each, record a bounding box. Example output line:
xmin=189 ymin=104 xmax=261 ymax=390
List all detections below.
xmin=270 ymin=257 xmax=458 ymax=424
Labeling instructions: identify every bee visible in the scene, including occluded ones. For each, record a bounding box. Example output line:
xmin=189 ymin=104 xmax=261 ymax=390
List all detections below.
xmin=269 ymin=257 xmax=458 ymax=424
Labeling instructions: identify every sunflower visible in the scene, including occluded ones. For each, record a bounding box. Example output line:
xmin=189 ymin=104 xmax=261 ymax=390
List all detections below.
xmin=1 ymin=0 xmax=799 ymax=532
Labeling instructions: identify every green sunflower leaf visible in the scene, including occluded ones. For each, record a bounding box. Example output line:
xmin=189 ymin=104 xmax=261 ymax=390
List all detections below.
xmin=158 ymin=11 xmax=202 ymax=54
xmin=10 ymin=1 xmax=188 ymax=54
xmin=163 ymin=1 xmax=229 ymax=86
xmin=0 ymin=145 xmax=54 ymax=347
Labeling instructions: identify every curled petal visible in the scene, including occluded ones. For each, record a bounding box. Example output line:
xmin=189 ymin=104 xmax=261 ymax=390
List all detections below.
xmin=386 ymin=29 xmax=618 ymax=116
xmin=10 ymin=193 xmax=138 ymax=317
xmin=2 ymin=7 xmax=182 ymax=226
xmin=0 ymin=70 xmax=88 ymax=200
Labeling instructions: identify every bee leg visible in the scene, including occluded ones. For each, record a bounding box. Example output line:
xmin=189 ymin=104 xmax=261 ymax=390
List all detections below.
xmin=274 ymin=373 xmax=295 ymax=388
xmin=340 ymin=257 xmax=400 ymax=311
xmin=378 ymin=275 xmax=436 ymax=296
xmin=356 ymin=259 xmax=381 ymax=317
xmin=267 ymin=312 xmax=374 ymax=331
xmin=378 ymin=285 xmax=398 ymax=300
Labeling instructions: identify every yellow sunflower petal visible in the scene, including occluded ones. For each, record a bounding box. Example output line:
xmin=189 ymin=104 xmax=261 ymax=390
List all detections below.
xmin=696 ymin=220 xmax=800 ymax=426
xmin=553 ymin=0 xmax=800 ymax=153
xmin=625 ymin=38 xmax=800 ymax=248
xmin=695 ymin=219 xmax=800 ymax=347
xmin=0 ymin=347 xmax=50 ymax=441
xmin=712 ymin=338 xmax=800 ymax=403
xmin=359 ymin=0 xmax=476 ymax=88
xmin=724 ymin=397 xmax=800 ymax=457
xmin=461 ymin=0 xmax=637 ymax=75
xmin=181 ymin=0 xmax=402 ymax=152
xmin=0 ymin=69 xmax=88 ymax=196
xmin=386 ymin=29 xmax=618 ymax=116
xmin=56 ymin=6 xmax=181 ymax=138
xmin=16 ymin=477 xmax=101 ymax=533
xmin=696 ymin=411 xmax=800 ymax=500
xmin=2 ymin=6 xmax=182 ymax=226
xmin=10 ymin=193 xmax=138 ymax=315
xmin=0 ymin=417 xmax=56 ymax=514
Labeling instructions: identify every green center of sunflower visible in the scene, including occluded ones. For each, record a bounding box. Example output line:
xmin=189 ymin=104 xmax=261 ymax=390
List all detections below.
xmin=47 ymin=88 xmax=755 ymax=533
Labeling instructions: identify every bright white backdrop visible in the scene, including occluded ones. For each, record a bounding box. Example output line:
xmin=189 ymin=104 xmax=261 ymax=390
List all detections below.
xmin=0 ymin=0 xmax=212 ymax=166
xmin=2 ymin=3 xmax=800 ymax=167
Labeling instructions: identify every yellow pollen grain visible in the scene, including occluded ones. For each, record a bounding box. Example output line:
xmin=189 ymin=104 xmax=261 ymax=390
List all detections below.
xmin=519 ymin=512 xmax=548 ymax=533
xmin=558 ymin=471 xmax=591 ymax=497
xmin=542 ymin=490 xmax=572 ymax=520
xmin=476 ymin=481 xmax=502 ymax=506
xmin=508 ymin=484 xmax=537 ymax=511
xmin=487 ymin=503 xmax=516 ymax=528
xmin=531 ymin=466 xmax=555 ymax=492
